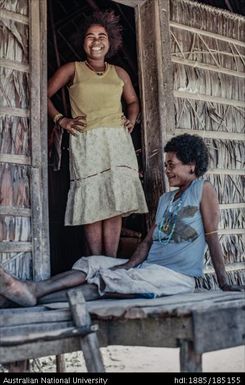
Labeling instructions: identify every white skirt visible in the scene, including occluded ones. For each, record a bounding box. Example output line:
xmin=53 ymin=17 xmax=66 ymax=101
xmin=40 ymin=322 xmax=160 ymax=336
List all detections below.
xmin=65 ymin=126 xmax=148 ymax=225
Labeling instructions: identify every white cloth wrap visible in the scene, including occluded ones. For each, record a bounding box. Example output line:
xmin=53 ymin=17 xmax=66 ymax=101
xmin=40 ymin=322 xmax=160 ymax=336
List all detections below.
xmin=72 ymin=256 xmax=195 ymax=297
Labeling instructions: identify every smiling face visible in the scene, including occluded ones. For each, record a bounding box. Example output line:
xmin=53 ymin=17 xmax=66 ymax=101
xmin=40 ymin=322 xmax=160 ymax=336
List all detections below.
xmin=83 ymin=24 xmax=110 ymax=61
xmin=164 ymin=152 xmax=196 ymax=189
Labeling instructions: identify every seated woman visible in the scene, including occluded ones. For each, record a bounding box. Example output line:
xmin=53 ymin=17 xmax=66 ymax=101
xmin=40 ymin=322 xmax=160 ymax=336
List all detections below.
xmin=0 ymin=134 xmax=243 ymax=307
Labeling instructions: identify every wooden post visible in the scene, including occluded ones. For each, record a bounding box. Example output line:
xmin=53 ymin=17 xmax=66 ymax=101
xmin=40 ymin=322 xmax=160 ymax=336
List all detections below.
xmin=67 ymin=288 xmax=105 ymax=373
xmin=56 ymin=354 xmax=66 ymax=373
xmin=7 ymin=360 xmax=30 ymax=373
xmin=179 ymin=340 xmax=202 ymax=372
xmin=29 ymin=0 xmax=50 ymax=280
xmin=135 ymin=0 xmax=175 ymax=227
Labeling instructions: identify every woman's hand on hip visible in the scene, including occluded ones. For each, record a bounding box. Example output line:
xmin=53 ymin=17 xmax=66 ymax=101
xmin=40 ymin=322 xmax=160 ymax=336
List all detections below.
xmin=121 ymin=115 xmax=135 ymax=133
xmin=59 ymin=115 xmax=87 ymax=136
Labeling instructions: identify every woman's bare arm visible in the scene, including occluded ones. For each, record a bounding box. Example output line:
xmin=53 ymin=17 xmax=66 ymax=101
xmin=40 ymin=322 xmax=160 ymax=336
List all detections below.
xmin=201 ymin=181 xmax=244 ymax=291
xmin=111 ymin=225 xmax=156 ymax=270
xmin=115 ymin=66 xmax=139 ymax=133
xmin=48 ymin=62 xmax=75 ymax=118
xmin=48 ymin=63 xmax=87 ymax=135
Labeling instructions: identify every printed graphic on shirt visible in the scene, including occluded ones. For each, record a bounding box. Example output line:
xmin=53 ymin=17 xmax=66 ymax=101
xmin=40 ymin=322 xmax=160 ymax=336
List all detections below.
xmin=157 ymin=205 xmax=199 ymax=243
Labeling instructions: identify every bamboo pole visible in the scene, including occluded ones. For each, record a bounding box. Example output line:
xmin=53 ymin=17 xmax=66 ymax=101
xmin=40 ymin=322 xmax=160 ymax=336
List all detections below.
xmin=0 ymin=107 xmax=29 ymax=118
xmin=0 ymin=59 xmax=29 ymax=73
xmin=170 ymin=22 xmax=245 ymax=48
xmin=0 ymin=154 xmax=31 ymax=165
xmin=174 ymin=90 xmax=245 ymax=108
xmin=0 ymin=9 xmax=28 ymax=24
xmin=218 ymin=229 xmax=244 ymax=235
xmin=0 ymin=242 xmax=32 ymax=253
xmin=174 ymin=0 xmax=245 ymax=21
xmin=171 ymin=57 xmax=245 ymax=79
xmin=0 ymin=207 xmax=31 ymax=216
xmin=205 ymin=262 xmax=245 ymax=274
xmin=207 ymin=169 xmax=245 ymax=176
xmin=168 ymin=129 xmax=245 ymax=141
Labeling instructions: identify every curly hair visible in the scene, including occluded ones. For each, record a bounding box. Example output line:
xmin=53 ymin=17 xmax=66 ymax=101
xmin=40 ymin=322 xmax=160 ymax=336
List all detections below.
xmin=164 ymin=134 xmax=209 ymax=177
xmin=81 ymin=10 xmax=123 ymax=59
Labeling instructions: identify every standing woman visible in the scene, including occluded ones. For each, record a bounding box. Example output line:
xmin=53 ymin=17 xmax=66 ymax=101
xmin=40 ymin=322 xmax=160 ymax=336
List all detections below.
xmin=48 ymin=11 xmax=148 ymax=257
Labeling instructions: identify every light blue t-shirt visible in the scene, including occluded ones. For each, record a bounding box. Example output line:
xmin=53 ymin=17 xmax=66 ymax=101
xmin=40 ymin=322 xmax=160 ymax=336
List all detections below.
xmin=146 ymin=179 xmax=206 ymax=277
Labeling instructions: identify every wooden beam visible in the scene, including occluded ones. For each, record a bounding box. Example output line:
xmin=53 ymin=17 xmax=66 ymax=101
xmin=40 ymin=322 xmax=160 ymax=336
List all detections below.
xmin=6 ymin=361 xmax=29 ymax=373
xmin=0 ymin=338 xmax=81 ymax=364
xmin=39 ymin=0 xmax=50 ymax=279
xmin=175 ymin=0 xmax=245 ymax=22
xmin=0 ymin=59 xmax=29 ymax=73
xmin=0 ymin=325 xmax=97 ymax=346
xmin=0 ymin=107 xmax=29 ymax=118
xmin=179 ymin=340 xmax=202 ymax=372
xmin=157 ymin=0 xmax=176 ymax=143
xmin=0 ymin=242 xmax=32 ymax=253
xmin=219 ymin=203 xmax=245 ymax=210
xmin=169 ymin=129 xmax=245 ymax=142
xmin=136 ymin=0 xmax=174 ymax=227
xmin=0 ymin=9 xmax=29 ymax=24
xmin=112 ymin=0 xmax=144 ymax=6
xmin=0 ymin=293 xmax=244 ymax=365
xmin=67 ymin=289 xmax=105 ymax=373
xmin=205 ymin=263 xmax=245 ymax=274
xmin=29 ymin=0 xmax=50 ymax=280
xmin=136 ymin=1 xmax=164 ymax=227
xmin=218 ymin=229 xmax=244 ymax=235
xmin=0 ymin=154 xmax=31 ymax=166
xmin=192 ymin=307 xmax=245 ymax=353
xmin=0 ymin=309 xmax=71 ymax=327
xmin=174 ymin=90 xmax=245 ymax=108
xmin=171 ymin=57 xmax=245 ymax=79
xmin=170 ymin=21 xmax=245 ymax=48
xmin=0 ymin=206 xmax=31 ymax=217
xmin=56 ymin=355 xmax=66 ymax=373
xmin=29 ymin=0 xmax=43 ymax=281
xmin=207 ymin=169 xmax=245 ymax=176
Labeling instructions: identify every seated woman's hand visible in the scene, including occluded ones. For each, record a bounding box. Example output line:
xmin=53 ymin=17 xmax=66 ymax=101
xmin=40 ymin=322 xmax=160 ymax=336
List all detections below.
xmin=221 ymin=283 xmax=245 ymax=292
xmin=59 ymin=115 xmax=87 ymax=136
xmin=110 ymin=262 xmax=132 ymax=271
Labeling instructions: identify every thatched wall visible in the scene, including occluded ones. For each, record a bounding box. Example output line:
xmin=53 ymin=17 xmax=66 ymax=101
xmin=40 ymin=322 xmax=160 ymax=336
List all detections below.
xmin=169 ymin=0 xmax=245 ymax=288
xmin=0 ymin=0 xmax=49 ymax=280
xmin=0 ymin=0 xmax=32 ymax=278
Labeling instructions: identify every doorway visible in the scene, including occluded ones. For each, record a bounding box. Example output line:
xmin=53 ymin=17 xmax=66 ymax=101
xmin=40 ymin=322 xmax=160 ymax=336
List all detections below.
xmin=47 ymin=0 xmax=146 ymax=274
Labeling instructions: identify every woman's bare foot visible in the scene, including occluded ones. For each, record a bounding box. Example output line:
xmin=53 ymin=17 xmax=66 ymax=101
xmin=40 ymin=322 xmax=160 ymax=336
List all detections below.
xmin=0 ymin=294 xmax=15 ymax=308
xmin=0 ymin=267 xmax=37 ymax=307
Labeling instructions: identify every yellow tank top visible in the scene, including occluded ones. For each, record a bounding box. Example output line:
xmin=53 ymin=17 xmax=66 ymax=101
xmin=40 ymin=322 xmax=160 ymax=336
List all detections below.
xmin=68 ymin=61 xmax=124 ymax=131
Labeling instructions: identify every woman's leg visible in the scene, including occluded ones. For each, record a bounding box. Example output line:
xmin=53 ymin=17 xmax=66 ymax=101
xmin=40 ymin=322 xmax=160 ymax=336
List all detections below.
xmin=34 ymin=270 xmax=87 ymax=297
xmin=0 ymin=267 xmax=87 ymax=307
xmin=83 ymin=221 xmax=103 ymax=255
xmin=103 ymin=215 xmax=122 ymax=257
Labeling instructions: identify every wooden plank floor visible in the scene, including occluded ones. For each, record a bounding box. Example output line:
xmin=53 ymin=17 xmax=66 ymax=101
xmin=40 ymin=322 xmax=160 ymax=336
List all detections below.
xmin=0 ymin=291 xmax=244 ymax=365
xmin=1 ymin=291 xmax=244 ymax=322
xmin=43 ymin=290 xmax=245 ymax=317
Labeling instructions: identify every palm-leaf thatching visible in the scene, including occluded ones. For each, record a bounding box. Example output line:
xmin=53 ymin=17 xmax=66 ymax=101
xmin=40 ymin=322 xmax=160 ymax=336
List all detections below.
xmin=0 ymin=0 xmax=33 ymax=279
xmin=169 ymin=0 xmax=245 ymax=288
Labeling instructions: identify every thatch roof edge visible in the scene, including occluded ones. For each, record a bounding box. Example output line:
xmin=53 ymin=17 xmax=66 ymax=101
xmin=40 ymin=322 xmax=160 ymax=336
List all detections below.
xmin=173 ymin=0 xmax=245 ymax=22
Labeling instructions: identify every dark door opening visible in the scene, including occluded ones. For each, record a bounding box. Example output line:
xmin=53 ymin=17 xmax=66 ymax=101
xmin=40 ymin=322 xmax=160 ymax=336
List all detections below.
xmin=47 ymin=0 xmax=146 ymax=275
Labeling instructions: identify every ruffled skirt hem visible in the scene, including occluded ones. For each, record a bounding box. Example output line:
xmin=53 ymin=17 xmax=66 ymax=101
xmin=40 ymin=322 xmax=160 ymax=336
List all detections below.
xmin=64 ymin=166 xmax=148 ymax=225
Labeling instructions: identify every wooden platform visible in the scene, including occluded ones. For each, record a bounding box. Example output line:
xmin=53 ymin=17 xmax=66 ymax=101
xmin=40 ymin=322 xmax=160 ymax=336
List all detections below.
xmin=0 ymin=290 xmax=244 ymax=372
